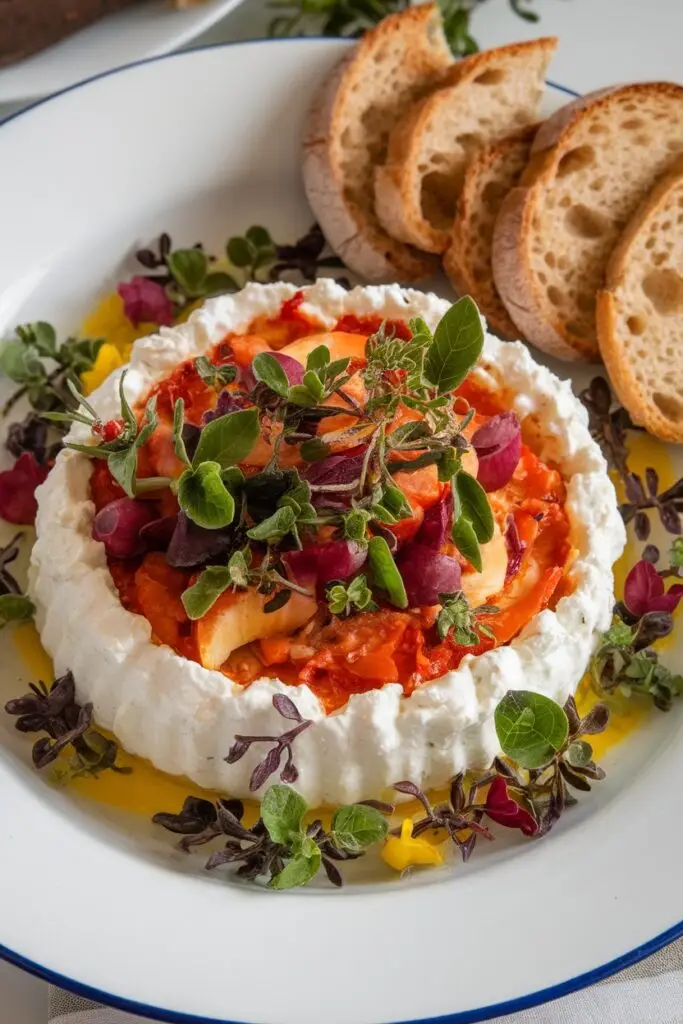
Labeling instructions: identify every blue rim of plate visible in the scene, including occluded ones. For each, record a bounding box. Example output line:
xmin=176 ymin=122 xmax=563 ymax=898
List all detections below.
xmin=0 ymin=35 xmax=680 ymax=1024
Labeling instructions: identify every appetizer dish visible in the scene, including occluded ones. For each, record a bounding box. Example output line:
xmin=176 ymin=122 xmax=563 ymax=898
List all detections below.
xmin=28 ymin=279 xmax=622 ymax=805
xmin=1 ymin=10 xmax=682 ymax=900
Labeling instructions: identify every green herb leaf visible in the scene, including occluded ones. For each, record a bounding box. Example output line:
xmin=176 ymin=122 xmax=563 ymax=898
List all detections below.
xmin=438 ymin=446 xmax=461 ymax=483
xmin=454 ymin=471 xmax=494 ymax=543
xmin=192 ymin=408 xmax=259 ymax=469
xmin=286 ymin=384 xmax=319 ymax=408
xmin=566 ymin=739 xmax=593 ymax=768
xmin=182 ymin=566 xmax=233 ymax=620
xmin=172 ymin=398 xmax=190 ymax=466
xmin=437 ymin=592 xmax=481 ymax=646
xmin=327 ymin=574 xmax=375 ymax=616
xmin=670 ymin=537 xmax=683 ymax=570
xmin=251 ymin=352 xmax=290 ymax=398
xmin=270 ymin=845 xmax=321 ymax=890
xmin=306 ymin=345 xmax=330 ymax=374
xmin=303 ymin=370 xmax=325 ymax=402
xmin=227 ymin=236 xmax=256 ymax=268
xmin=245 ymin=225 xmax=273 ymax=250
xmin=167 ymin=249 xmax=208 ymax=297
xmin=0 ymin=594 xmax=35 ymax=629
xmin=332 ymin=803 xmax=388 ymax=852
xmin=261 ymin=784 xmax=307 ymax=844
xmin=300 ymin=437 xmax=330 ymax=463
xmin=0 ymin=341 xmax=46 ymax=385
xmin=227 ymin=549 xmax=251 ymax=587
xmin=342 ymin=508 xmax=372 ymax=544
xmin=381 ymin=483 xmax=412 ymax=520
xmin=495 ymin=690 xmax=569 ymax=769
xmin=22 ymin=322 xmax=57 ymax=358
xmin=177 ymin=461 xmax=236 ymax=529
xmin=194 ymin=356 xmax=237 ymax=388
xmin=424 ymin=296 xmax=484 ymax=394
xmin=246 ymin=505 xmax=296 ymax=543
xmin=367 ymin=535 xmax=408 ymax=609
xmin=107 ymin=446 xmax=138 ymax=497
xmin=204 ymin=272 xmax=239 ymax=295
xmin=451 ymin=515 xmax=482 ymax=573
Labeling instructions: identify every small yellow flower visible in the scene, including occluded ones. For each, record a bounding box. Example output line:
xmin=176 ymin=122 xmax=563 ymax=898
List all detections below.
xmin=81 ymin=343 xmax=126 ymax=396
xmin=81 ymin=293 xmax=157 ymax=356
xmin=382 ymin=818 xmax=444 ymax=872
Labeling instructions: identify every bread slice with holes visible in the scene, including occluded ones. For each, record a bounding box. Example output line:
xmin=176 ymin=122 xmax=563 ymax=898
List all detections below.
xmin=373 ymin=37 xmax=556 ymax=256
xmin=597 ymin=157 xmax=683 ymax=442
xmin=302 ymin=5 xmax=452 ymax=283
xmin=443 ymin=124 xmax=538 ymax=338
xmin=492 ymin=83 xmax=683 ymax=362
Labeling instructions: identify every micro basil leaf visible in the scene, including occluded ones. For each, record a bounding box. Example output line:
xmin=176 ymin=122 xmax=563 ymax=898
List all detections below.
xmin=192 ymin=408 xmax=259 ymax=470
xmin=107 ymin=447 xmax=138 ymax=497
xmin=381 ymin=484 xmax=412 ymax=520
xmin=494 ymin=690 xmax=569 ymax=769
xmin=306 ymin=345 xmax=330 ymax=374
xmin=408 ymin=315 xmax=433 ymax=344
xmin=172 ymin=398 xmax=191 ymax=466
xmin=0 ymin=341 xmax=46 ymax=385
xmin=177 ymin=462 xmax=236 ymax=530
xmin=25 ymin=322 xmax=57 ymax=358
xmin=454 ymin=471 xmax=494 ymax=543
xmin=194 ymin=355 xmax=237 ymax=387
xmin=0 ymin=594 xmax=35 ymax=628
xmin=367 ymin=535 xmax=408 ymax=609
xmin=227 ymin=549 xmax=251 ymax=587
xmin=303 ymin=370 xmax=325 ymax=402
xmin=451 ymin=516 xmax=482 ymax=573
xmin=252 ymin=352 xmax=290 ymax=398
xmin=270 ymin=844 xmax=321 ymax=890
xmin=227 ymin=235 xmax=256 ymax=268
xmin=438 ymin=446 xmax=461 ymax=483
xmin=181 ymin=566 xmax=233 ymax=620
xmin=424 ymin=295 xmax=484 ymax=394
xmin=287 ymin=384 xmax=319 ymax=408
xmin=246 ymin=505 xmax=296 ymax=543
xmin=221 ymin=465 xmax=245 ymax=492
xmin=261 ymin=784 xmax=307 ymax=845
xmin=167 ymin=249 xmax=208 ymax=297
xmin=332 ymin=804 xmax=388 ymax=853
xmin=204 ymin=272 xmax=240 ymax=296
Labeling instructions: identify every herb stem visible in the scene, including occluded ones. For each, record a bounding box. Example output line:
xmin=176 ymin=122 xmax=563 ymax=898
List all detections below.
xmin=135 ymin=476 xmax=173 ymax=494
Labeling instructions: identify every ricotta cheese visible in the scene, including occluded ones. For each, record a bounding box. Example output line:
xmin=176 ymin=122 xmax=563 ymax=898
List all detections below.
xmin=29 ymin=281 xmax=625 ymax=805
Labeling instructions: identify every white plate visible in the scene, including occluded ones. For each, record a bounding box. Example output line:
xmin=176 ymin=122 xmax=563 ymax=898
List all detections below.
xmin=0 ymin=0 xmax=243 ymax=105
xmin=0 ymin=38 xmax=682 ymax=1024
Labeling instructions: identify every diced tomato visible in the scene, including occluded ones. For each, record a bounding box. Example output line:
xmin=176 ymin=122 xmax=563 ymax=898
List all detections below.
xmin=260 ymin=635 xmax=293 ymax=666
xmin=333 ymin=315 xmax=412 ymax=340
xmin=230 ymin=333 xmax=271 ymax=366
xmin=484 ymin=567 xmax=563 ymax=645
xmin=108 ymin=560 xmax=141 ymax=613
xmin=150 ymin=359 xmax=215 ymax=422
xmin=135 ymin=553 xmax=196 ymax=660
xmin=90 ymin=461 xmax=125 ymax=511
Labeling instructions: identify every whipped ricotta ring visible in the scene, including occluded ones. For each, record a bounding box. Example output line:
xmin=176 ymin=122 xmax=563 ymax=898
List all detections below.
xmin=29 ymin=281 xmax=625 ymax=806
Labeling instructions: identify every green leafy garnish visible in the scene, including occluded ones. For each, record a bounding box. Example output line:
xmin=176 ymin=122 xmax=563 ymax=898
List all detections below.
xmin=192 ymin=407 xmax=260 ymax=469
xmin=326 ymin=574 xmax=376 ymax=617
xmin=424 ymin=296 xmax=484 ymax=395
xmin=367 ymin=535 xmax=408 ymax=609
xmin=494 ymin=690 xmax=570 ymax=769
xmin=437 ymin=592 xmax=495 ymax=645
xmin=177 ymin=461 xmax=236 ymax=530
xmin=261 ymin=784 xmax=307 ymax=844
xmin=194 ymin=356 xmax=237 ymax=389
xmin=331 ymin=803 xmax=388 ymax=853
xmin=0 ymin=593 xmax=35 ymax=630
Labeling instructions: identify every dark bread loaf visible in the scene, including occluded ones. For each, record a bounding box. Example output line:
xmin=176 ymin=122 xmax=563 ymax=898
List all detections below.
xmin=0 ymin=0 xmax=141 ymax=67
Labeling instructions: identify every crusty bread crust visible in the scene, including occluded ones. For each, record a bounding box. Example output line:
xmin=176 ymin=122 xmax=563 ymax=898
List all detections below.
xmin=374 ymin=37 xmax=556 ymax=255
xmin=597 ymin=156 xmax=683 ymax=442
xmin=493 ymin=82 xmax=683 ymax=362
xmin=444 ymin=124 xmax=538 ymax=339
xmin=302 ymin=5 xmax=450 ymax=282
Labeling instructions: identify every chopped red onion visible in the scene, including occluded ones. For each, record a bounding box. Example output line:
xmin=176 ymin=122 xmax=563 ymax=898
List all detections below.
xmin=395 ymin=543 xmax=461 ymax=606
xmin=504 ymin=517 xmax=526 ymax=582
xmin=284 ymin=540 xmax=367 ymax=590
xmin=471 ymin=412 xmax=522 ymax=493
xmin=92 ymin=498 xmax=157 ymax=559
xmin=166 ymin=512 xmax=235 ymax=568
xmin=139 ymin=515 xmax=178 ymax=552
xmin=416 ymin=492 xmax=453 ymax=549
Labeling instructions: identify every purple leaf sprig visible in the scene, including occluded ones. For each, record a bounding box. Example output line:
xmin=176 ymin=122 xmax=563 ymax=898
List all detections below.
xmin=225 ymin=694 xmax=312 ymax=791
xmin=4 ymin=671 xmax=130 ymax=776
xmin=579 ymin=377 xmax=682 ymax=539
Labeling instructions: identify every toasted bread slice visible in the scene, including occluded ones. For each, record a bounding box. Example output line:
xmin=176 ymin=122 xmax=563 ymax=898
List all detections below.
xmin=302 ymin=5 xmax=452 ymax=283
xmin=492 ymin=83 xmax=683 ymax=362
xmin=597 ymin=157 xmax=683 ymax=442
xmin=373 ymin=37 xmax=556 ymax=256
xmin=444 ymin=124 xmax=538 ymax=338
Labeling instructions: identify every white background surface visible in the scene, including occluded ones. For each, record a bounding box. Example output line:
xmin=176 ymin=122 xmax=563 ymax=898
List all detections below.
xmin=1 ymin=0 xmax=682 ymax=1019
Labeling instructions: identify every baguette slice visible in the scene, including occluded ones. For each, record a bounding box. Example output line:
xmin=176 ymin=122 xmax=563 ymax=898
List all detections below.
xmin=302 ymin=5 xmax=452 ymax=283
xmin=597 ymin=157 xmax=683 ymax=442
xmin=374 ymin=37 xmax=556 ymax=255
xmin=444 ymin=124 xmax=538 ymax=338
xmin=493 ymin=83 xmax=683 ymax=361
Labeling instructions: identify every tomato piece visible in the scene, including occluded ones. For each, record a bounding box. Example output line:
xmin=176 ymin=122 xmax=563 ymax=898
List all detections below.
xmin=260 ymin=635 xmax=293 ymax=666
xmin=349 ymin=651 xmax=398 ymax=680
xmin=392 ymin=464 xmax=443 ymax=510
xmin=230 ymin=333 xmax=271 ymax=366
xmin=108 ymin=560 xmax=141 ymax=613
xmin=135 ymin=553 xmax=196 ymax=659
xmin=90 ymin=461 xmax=125 ymax=511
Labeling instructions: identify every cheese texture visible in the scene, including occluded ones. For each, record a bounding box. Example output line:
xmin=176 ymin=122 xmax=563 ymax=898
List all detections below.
xmin=29 ymin=281 xmax=625 ymax=805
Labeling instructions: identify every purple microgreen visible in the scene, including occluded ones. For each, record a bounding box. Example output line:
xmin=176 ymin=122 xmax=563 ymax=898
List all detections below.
xmin=225 ymin=694 xmax=312 ymax=791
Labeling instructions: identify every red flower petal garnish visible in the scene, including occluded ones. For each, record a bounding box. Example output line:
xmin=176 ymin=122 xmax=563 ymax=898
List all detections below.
xmin=118 ymin=276 xmax=174 ymax=327
xmin=624 ymin=559 xmax=683 ymax=617
xmin=484 ymin=776 xmax=538 ymax=836
xmin=0 ymin=453 xmax=49 ymax=525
